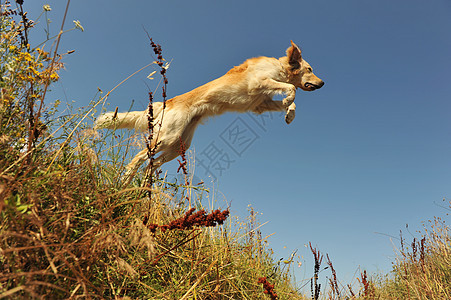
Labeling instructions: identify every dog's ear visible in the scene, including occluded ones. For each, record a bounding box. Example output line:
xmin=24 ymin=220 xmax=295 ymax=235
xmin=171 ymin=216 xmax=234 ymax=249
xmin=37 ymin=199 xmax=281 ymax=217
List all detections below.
xmin=286 ymin=40 xmax=302 ymax=69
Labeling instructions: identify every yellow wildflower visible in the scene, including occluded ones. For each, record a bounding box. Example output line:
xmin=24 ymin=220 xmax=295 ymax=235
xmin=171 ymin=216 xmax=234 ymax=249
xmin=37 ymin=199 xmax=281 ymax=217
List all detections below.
xmin=28 ymin=66 xmax=40 ymax=76
xmin=49 ymin=73 xmax=59 ymax=81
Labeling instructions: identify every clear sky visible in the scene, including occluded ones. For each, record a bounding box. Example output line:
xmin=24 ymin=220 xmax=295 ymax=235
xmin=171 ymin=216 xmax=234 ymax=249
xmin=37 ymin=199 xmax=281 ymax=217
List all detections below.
xmin=24 ymin=0 xmax=451 ymax=287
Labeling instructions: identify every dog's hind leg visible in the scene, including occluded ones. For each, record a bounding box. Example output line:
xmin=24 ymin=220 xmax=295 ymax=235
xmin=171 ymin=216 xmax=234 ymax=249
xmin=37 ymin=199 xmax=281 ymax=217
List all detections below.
xmin=124 ymin=113 xmax=200 ymax=179
xmin=124 ymin=132 xmax=165 ymax=178
xmin=151 ymin=149 xmax=180 ymax=171
xmin=124 ymin=148 xmax=149 ymax=178
xmin=124 ymin=147 xmax=171 ymax=178
xmin=125 ymin=139 xmax=183 ymax=178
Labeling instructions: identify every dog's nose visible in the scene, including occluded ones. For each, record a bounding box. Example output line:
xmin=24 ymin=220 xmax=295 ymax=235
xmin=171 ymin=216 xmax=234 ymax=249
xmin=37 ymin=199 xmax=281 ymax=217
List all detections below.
xmin=306 ymin=81 xmax=324 ymax=90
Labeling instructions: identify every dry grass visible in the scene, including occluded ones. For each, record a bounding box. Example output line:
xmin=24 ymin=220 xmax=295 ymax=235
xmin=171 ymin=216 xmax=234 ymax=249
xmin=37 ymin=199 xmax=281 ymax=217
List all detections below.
xmin=371 ymin=215 xmax=451 ymax=299
xmin=0 ymin=2 xmax=304 ymax=299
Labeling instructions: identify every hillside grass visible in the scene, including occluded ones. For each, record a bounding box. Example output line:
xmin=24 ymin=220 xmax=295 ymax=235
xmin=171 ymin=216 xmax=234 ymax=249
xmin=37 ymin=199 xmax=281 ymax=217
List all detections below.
xmin=1 ymin=2 xmax=450 ymax=299
xmin=0 ymin=2 xmax=304 ymax=299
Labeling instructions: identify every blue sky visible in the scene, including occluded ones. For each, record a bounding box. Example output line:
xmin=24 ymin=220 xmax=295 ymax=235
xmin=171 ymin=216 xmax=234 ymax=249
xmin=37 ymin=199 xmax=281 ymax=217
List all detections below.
xmin=24 ymin=0 xmax=451 ymax=288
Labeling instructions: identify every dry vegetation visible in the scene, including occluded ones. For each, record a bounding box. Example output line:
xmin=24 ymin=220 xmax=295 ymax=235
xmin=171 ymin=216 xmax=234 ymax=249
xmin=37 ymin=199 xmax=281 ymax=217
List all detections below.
xmin=1 ymin=1 xmax=450 ymax=299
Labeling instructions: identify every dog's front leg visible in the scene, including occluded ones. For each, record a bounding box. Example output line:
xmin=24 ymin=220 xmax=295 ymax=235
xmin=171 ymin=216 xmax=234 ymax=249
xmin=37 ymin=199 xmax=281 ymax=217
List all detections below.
xmin=252 ymin=100 xmax=296 ymax=124
xmin=285 ymin=102 xmax=296 ymax=124
xmin=258 ymin=78 xmax=296 ymax=107
xmin=255 ymin=79 xmax=297 ymax=124
xmin=252 ymin=100 xmax=285 ymax=114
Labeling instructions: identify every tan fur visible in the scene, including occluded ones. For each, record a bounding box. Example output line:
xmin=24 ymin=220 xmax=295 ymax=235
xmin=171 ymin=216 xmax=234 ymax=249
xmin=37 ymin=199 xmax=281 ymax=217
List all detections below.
xmin=96 ymin=41 xmax=324 ymax=175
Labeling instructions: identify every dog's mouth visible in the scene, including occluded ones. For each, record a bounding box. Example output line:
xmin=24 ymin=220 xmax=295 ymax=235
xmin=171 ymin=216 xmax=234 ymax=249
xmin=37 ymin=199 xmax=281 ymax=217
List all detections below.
xmin=304 ymin=82 xmax=324 ymax=91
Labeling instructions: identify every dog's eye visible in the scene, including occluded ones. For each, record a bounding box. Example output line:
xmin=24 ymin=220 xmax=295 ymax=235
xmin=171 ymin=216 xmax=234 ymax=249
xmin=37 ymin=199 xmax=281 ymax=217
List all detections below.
xmin=307 ymin=67 xmax=313 ymax=72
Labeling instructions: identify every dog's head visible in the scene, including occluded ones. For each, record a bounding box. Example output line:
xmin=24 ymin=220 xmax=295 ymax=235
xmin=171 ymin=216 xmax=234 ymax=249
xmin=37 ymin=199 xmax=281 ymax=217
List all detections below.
xmin=285 ymin=41 xmax=324 ymax=92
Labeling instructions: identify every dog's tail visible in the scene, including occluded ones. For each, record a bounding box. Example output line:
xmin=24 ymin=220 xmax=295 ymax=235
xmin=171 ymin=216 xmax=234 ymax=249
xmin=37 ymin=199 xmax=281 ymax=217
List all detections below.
xmin=95 ymin=102 xmax=165 ymax=132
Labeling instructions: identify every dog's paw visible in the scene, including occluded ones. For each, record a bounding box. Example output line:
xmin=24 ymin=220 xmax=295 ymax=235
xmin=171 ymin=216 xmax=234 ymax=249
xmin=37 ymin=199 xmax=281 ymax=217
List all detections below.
xmin=285 ymin=103 xmax=296 ymax=124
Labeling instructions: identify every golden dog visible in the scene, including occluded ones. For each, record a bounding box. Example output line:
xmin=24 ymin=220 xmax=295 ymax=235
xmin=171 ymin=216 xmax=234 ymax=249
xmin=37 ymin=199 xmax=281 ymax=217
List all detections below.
xmin=96 ymin=41 xmax=324 ymax=175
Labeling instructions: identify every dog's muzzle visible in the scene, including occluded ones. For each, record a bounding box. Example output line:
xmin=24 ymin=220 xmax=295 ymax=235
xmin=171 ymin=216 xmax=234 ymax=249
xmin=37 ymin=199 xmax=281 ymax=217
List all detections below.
xmin=304 ymin=81 xmax=324 ymax=91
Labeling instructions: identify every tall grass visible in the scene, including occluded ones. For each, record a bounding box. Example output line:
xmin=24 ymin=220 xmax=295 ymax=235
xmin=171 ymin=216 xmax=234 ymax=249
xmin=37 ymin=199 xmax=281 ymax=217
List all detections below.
xmin=0 ymin=2 xmax=304 ymax=298
xmin=372 ymin=215 xmax=451 ymax=299
xmin=300 ymin=207 xmax=450 ymax=300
